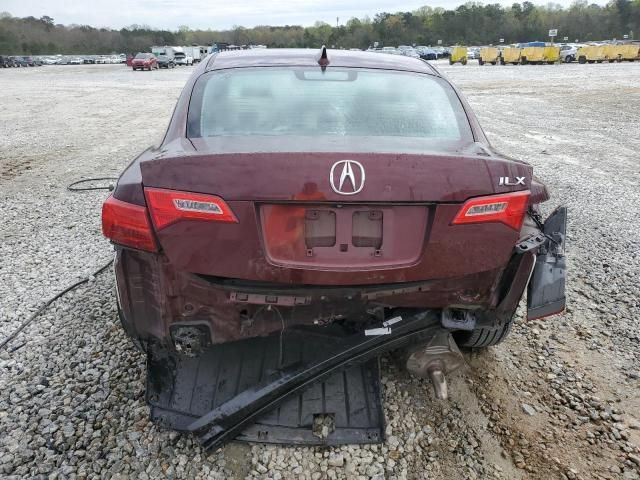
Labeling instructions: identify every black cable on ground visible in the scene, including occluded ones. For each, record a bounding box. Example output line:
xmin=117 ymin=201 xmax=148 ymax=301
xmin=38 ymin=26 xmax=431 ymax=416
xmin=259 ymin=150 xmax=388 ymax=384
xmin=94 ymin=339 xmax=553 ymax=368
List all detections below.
xmin=0 ymin=259 xmax=114 ymax=352
xmin=67 ymin=177 xmax=118 ymax=192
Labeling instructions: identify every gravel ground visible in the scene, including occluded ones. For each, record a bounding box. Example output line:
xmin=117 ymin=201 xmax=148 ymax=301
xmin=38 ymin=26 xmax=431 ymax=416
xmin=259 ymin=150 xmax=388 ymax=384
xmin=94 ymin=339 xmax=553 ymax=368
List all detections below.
xmin=0 ymin=61 xmax=639 ymax=479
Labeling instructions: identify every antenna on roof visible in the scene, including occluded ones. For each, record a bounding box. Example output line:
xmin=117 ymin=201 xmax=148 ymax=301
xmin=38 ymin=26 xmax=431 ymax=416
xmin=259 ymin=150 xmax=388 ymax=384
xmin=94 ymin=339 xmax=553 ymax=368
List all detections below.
xmin=317 ymin=45 xmax=330 ymax=70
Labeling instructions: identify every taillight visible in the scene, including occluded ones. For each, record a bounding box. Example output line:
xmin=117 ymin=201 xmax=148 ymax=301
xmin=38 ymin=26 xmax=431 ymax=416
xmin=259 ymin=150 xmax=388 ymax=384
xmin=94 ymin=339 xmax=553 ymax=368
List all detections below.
xmin=144 ymin=187 xmax=238 ymax=231
xmin=452 ymin=190 xmax=530 ymax=231
xmin=102 ymin=195 xmax=158 ymax=252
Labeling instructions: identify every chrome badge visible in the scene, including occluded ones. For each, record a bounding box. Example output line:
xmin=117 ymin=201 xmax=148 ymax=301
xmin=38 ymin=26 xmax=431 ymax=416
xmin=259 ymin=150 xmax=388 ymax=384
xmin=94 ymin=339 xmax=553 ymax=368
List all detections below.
xmin=330 ymin=160 xmax=365 ymax=195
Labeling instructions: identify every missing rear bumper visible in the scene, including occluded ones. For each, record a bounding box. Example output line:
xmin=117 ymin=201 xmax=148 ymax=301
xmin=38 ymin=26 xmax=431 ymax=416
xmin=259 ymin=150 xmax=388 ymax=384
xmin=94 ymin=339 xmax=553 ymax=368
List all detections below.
xmin=147 ymin=310 xmax=443 ymax=450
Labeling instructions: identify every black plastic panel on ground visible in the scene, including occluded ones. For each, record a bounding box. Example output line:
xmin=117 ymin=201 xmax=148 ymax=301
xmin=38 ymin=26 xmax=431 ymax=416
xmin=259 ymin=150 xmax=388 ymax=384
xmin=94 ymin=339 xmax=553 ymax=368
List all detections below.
xmin=146 ymin=328 xmax=385 ymax=446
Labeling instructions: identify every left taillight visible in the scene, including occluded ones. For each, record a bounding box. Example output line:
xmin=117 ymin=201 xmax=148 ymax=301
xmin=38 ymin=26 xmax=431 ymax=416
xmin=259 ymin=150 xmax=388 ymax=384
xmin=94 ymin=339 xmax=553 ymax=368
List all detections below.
xmin=101 ymin=195 xmax=158 ymax=252
xmin=144 ymin=187 xmax=238 ymax=231
xmin=452 ymin=190 xmax=530 ymax=231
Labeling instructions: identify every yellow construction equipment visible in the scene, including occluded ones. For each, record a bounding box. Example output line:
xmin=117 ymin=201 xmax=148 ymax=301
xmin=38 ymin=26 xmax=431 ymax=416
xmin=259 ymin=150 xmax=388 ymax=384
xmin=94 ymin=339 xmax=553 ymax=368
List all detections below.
xmin=600 ymin=44 xmax=640 ymax=62
xmin=520 ymin=47 xmax=545 ymax=64
xmin=449 ymin=46 xmax=467 ymax=65
xmin=577 ymin=45 xmax=606 ymax=63
xmin=478 ymin=47 xmax=500 ymax=65
xmin=543 ymin=46 xmax=560 ymax=64
xmin=602 ymin=45 xmax=620 ymax=62
xmin=618 ymin=44 xmax=640 ymax=61
xmin=501 ymin=47 xmax=521 ymax=65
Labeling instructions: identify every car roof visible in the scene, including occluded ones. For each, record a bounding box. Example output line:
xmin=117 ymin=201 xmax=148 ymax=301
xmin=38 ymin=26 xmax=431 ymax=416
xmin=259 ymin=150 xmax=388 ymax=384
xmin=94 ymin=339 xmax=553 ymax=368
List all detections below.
xmin=205 ymin=48 xmax=440 ymax=76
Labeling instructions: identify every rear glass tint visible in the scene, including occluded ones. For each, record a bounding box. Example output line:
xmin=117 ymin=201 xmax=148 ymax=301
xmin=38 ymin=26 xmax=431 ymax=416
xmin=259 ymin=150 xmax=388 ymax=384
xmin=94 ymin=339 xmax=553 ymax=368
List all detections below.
xmin=188 ymin=68 xmax=472 ymax=141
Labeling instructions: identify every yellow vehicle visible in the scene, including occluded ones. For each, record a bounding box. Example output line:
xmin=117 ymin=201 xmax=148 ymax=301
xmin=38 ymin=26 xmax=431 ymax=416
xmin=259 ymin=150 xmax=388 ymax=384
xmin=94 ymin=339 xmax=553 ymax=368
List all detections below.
xmin=577 ymin=45 xmax=606 ymax=63
xmin=601 ymin=44 xmax=640 ymax=62
xmin=478 ymin=47 xmax=500 ymax=65
xmin=449 ymin=46 xmax=467 ymax=65
xmin=520 ymin=47 xmax=545 ymax=64
xmin=618 ymin=44 xmax=640 ymax=61
xmin=501 ymin=47 xmax=521 ymax=65
xmin=543 ymin=46 xmax=560 ymax=64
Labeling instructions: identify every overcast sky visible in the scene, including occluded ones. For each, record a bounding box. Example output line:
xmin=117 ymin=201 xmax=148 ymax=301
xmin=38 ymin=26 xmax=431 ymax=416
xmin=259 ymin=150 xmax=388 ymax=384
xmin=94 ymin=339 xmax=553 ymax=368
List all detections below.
xmin=1 ymin=0 xmax=594 ymax=30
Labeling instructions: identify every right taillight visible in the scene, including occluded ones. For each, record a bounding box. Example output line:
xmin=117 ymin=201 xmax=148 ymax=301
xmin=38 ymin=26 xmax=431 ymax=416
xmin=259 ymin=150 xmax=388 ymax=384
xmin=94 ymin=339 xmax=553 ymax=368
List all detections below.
xmin=452 ymin=190 xmax=530 ymax=231
xmin=102 ymin=195 xmax=158 ymax=252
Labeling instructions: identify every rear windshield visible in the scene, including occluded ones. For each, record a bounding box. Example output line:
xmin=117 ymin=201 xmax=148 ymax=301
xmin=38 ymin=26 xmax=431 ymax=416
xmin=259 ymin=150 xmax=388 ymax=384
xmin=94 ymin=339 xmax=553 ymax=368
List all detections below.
xmin=187 ymin=68 xmax=472 ymax=142
xmin=135 ymin=53 xmax=151 ymax=59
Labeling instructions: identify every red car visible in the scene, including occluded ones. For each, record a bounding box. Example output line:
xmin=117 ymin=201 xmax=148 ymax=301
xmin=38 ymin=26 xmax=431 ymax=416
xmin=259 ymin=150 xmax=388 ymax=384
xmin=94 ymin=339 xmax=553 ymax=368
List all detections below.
xmin=102 ymin=48 xmax=566 ymax=447
xmin=131 ymin=52 xmax=158 ymax=71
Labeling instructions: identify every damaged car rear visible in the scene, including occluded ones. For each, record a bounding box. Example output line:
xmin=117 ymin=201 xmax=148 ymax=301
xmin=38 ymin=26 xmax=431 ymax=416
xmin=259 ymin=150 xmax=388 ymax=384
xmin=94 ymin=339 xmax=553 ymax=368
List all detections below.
xmin=102 ymin=48 xmax=566 ymax=449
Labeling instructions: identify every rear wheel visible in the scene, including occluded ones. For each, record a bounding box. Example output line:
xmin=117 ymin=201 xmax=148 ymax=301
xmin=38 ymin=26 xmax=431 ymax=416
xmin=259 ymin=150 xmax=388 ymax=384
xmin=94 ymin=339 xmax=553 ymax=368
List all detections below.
xmin=454 ymin=315 xmax=514 ymax=349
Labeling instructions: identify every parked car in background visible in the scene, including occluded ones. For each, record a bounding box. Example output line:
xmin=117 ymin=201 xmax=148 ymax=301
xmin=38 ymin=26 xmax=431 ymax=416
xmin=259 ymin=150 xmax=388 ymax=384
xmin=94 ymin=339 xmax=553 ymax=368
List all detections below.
xmin=0 ymin=55 xmax=13 ymax=67
xmin=433 ymin=47 xmax=449 ymax=58
xmin=157 ymin=54 xmax=176 ymax=69
xmin=466 ymin=48 xmax=479 ymax=60
xmin=560 ymin=45 xmax=578 ymax=63
xmin=175 ymin=52 xmax=193 ymax=65
xmin=381 ymin=46 xmax=398 ymax=55
xmin=416 ymin=46 xmax=438 ymax=60
xmin=69 ymin=57 xmax=83 ymax=65
xmin=132 ymin=53 xmax=158 ymax=71
xmin=401 ymin=47 xmax=421 ymax=58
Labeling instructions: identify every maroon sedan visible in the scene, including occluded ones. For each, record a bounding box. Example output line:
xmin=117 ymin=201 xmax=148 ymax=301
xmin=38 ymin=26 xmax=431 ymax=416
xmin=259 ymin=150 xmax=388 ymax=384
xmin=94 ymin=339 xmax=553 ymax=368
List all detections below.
xmin=102 ymin=49 xmax=565 ymax=437
xmin=131 ymin=52 xmax=158 ymax=71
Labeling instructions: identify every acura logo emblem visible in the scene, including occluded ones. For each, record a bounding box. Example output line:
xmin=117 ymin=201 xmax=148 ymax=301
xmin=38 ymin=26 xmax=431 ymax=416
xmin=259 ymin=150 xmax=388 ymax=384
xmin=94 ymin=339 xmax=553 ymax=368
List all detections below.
xmin=329 ymin=160 xmax=365 ymax=195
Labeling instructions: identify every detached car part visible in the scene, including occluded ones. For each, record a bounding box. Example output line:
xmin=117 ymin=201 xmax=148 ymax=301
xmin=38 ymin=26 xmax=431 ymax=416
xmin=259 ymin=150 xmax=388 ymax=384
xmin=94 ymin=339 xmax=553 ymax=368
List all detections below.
xmin=527 ymin=206 xmax=567 ymax=320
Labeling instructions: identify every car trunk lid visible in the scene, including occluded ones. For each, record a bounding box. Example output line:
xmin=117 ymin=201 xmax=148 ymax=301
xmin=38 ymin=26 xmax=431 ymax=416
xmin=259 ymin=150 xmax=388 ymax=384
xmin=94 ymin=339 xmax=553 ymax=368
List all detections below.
xmin=139 ymin=151 xmax=531 ymax=282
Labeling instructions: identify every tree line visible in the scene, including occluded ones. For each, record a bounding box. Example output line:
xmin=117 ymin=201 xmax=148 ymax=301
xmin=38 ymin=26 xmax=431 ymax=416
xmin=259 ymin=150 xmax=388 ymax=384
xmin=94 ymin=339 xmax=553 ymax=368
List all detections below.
xmin=1 ymin=1 xmax=638 ymax=55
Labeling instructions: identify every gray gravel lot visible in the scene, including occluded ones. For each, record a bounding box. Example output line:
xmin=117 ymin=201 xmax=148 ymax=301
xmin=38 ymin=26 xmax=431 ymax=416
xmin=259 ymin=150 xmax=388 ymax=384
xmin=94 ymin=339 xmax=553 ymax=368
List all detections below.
xmin=0 ymin=61 xmax=639 ymax=479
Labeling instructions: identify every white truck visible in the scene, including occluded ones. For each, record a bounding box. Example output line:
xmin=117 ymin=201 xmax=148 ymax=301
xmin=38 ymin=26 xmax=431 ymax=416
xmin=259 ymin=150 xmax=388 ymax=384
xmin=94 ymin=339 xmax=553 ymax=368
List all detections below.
xmin=181 ymin=45 xmax=208 ymax=63
xmin=151 ymin=46 xmax=178 ymax=60
xmin=172 ymin=47 xmax=193 ymax=66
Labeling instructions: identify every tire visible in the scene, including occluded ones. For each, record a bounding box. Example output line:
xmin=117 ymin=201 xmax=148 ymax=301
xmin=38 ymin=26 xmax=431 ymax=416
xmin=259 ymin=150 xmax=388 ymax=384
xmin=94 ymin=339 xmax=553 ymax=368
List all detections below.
xmin=454 ymin=315 xmax=514 ymax=349
xmin=491 ymin=61 xmax=496 ymax=65
xmin=449 ymin=58 xmax=453 ymax=65
xmin=520 ymin=57 xmax=528 ymax=65
xmin=479 ymin=58 xmax=484 ymax=65
xmin=578 ymin=56 xmax=586 ymax=64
